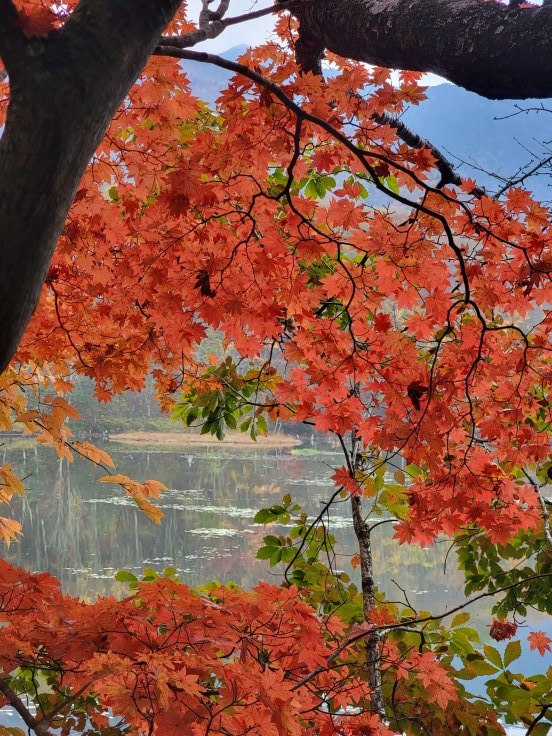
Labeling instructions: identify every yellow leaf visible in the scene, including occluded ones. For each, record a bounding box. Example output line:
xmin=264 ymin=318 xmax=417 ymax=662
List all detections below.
xmin=73 ymin=441 xmax=115 ymax=469
xmin=54 ymin=440 xmax=74 ymax=462
xmin=99 ymin=475 xmax=165 ymax=522
xmin=0 ymin=465 xmax=24 ymax=495
xmin=0 ymin=516 xmax=22 ymax=546
xmin=393 ymin=469 xmax=405 ymax=485
xmin=15 ymin=409 xmax=41 ymax=425
xmin=141 ymin=479 xmax=167 ymax=498
xmin=46 ymin=396 xmax=81 ymax=420
xmin=362 ymin=478 xmax=376 ymax=498
xmin=100 ymin=473 xmax=132 ymax=485
xmin=136 ymin=499 xmax=164 ymax=524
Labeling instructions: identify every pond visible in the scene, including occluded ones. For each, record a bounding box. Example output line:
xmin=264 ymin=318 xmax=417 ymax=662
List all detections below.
xmin=0 ymin=437 xmax=550 ymax=729
xmin=2 ymin=438 xmax=473 ymax=608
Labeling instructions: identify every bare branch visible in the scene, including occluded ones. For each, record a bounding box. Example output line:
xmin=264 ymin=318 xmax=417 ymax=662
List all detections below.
xmin=495 ymin=153 xmax=552 ymax=197
xmin=159 ymin=1 xmax=301 ymax=49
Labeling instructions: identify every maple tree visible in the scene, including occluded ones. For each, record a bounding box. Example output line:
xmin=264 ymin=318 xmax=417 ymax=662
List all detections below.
xmin=0 ymin=0 xmax=551 ymax=734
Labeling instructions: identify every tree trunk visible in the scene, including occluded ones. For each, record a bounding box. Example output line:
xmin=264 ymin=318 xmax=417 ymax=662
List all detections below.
xmin=0 ymin=0 xmax=182 ymax=372
xmin=293 ymin=0 xmax=552 ymax=99
xmin=351 ymin=494 xmax=385 ymax=716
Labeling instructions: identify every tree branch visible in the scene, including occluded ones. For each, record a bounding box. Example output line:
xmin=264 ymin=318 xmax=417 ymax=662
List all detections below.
xmin=291 ymin=0 xmax=552 ymax=100
xmin=155 ymin=46 xmax=481 ymax=197
xmin=155 ymin=47 xmax=478 ymax=300
xmin=0 ymin=677 xmax=54 ymax=736
xmin=373 ymin=111 xmax=485 ymax=195
xmin=292 ymin=572 xmax=552 ymax=692
xmin=522 ymin=469 xmax=552 ymax=550
xmin=526 ymin=704 xmax=552 ymax=736
xmin=160 ymin=0 xmax=301 ymax=49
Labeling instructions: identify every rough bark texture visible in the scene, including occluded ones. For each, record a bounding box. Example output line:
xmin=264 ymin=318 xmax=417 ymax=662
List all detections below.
xmin=351 ymin=494 xmax=384 ymax=715
xmin=293 ymin=0 xmax=552 ymax=99
xmin=0 ymin=0 xmax=182 ymax=372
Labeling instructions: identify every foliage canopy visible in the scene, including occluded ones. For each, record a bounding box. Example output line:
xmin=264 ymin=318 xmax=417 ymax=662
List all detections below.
xmin=0 ymin=1 xmax=550 ymax=735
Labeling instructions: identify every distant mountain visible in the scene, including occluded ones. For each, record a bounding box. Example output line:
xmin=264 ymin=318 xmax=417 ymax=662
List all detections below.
xmin=182 ymin=45 xmax=247 ymax=105
xmin=181 ymin=46 xmax=552 ymax=200
xmin=404 ymin=85 xmax=552 ymax=199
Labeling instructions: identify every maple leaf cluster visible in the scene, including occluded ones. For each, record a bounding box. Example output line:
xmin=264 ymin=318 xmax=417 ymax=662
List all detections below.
xmin=489 ymin=618 xmax=518 ymax=641
xmin=3 ymin=33 xmax=544 ymax=545
xmin=0 ymin=560 xmax=399 ymax=735
xmin=0 ymin=2 xmax=550 ymax=731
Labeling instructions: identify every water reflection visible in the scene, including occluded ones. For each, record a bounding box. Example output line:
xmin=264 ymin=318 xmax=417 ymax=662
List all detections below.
xmin=3 ymin=439 xmax=474 ymax=618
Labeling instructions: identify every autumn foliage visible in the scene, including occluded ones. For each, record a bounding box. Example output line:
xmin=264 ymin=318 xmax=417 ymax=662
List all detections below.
xmin=0 ymin=0 xmax=551 ymax=734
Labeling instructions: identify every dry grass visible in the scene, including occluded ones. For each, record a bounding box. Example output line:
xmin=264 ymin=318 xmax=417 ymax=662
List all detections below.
xmin=109 ymin=430 xmax=301 ymax=448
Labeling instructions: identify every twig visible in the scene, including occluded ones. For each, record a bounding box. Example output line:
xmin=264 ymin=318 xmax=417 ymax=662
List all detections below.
xmin=495 ymin=153 xmax=552 ymax=197
xmin=292 ymin=572 xmax=552 ymax=691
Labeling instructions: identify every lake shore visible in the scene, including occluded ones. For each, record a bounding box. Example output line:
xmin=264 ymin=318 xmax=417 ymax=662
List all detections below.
xmin=108 ymin=430 xmax=302 ymax=448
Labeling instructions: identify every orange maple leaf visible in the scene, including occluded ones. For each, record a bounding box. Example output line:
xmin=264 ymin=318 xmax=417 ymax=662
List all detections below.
xmin=17 ymin=6 xmax=57 ymax=37
xmin=528 ymin=631 xmax=552 ymax=656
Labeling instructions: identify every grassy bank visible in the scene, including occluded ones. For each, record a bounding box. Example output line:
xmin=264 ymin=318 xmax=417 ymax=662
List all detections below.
xmin=108 ymin=431 xmax=301 ymax=448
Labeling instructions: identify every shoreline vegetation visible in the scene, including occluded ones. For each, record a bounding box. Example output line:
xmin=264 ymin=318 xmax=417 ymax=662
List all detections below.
xmin=108 ymin=431 xmax=302 ymax=448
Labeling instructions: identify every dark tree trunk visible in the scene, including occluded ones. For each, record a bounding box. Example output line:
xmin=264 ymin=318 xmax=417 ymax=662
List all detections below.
xmin=293 ymin=0 xmax=552 ymax=100
xmin=0 ymin=0 xmax=182 ymax=372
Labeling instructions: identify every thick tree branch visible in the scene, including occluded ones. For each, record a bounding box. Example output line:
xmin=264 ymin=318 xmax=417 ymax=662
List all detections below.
xmin=291 ymin=0 xmax=552 ymax=100
xmin=0 ymin=0 xmax=183 ymax=372
xmin=0 ymin=677 xmax=54 ymax=736
xmin=351 ymin=493 xmax=384 ymax=715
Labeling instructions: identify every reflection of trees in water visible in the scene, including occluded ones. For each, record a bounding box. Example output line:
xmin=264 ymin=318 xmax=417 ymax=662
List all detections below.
xmin=1 ymin=442 xmax=468 ymax=612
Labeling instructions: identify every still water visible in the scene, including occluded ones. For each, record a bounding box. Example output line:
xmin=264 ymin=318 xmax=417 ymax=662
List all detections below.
xmin=0 ymin=437 xmax=550 ymax=729
xmin=3 ymin=438 xmax=470 ymax=610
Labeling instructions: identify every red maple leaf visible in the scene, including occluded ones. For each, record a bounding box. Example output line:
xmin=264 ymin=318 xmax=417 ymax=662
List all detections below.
xmin=17 ymin=7 xmax=57 ymax=38
xmin=528 ymin=631 xmax=552 ymax=656
xmin=373 ymin=312 xmax=392 ymax=333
